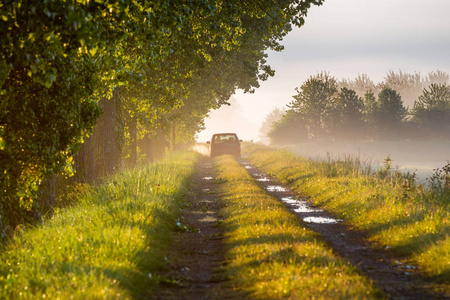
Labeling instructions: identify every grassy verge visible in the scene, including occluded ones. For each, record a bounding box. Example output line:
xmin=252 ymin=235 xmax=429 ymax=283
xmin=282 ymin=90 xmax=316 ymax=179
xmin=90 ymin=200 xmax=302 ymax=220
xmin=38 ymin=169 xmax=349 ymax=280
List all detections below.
xmin=244 ymin=144 xmax=449 ymax=291
xmin=214 ymin=155 xmax=381 ymax=299
xmin=0 ymin=151 xmax=200 ymax=299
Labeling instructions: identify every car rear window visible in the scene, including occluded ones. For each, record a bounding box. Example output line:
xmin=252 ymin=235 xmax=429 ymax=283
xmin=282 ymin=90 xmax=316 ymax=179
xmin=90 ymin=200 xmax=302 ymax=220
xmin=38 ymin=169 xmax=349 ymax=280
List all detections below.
xmin=212 ymin=134 xmax=238 ymax=143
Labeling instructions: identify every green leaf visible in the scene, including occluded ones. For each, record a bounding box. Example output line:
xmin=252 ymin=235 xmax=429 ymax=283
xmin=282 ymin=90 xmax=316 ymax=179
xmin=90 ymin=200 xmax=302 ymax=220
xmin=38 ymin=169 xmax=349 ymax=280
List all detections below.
xmin=0 ymin=61 xmax=12 ymax=88
xmin=89 ymin=46 xmax=98 ymax=56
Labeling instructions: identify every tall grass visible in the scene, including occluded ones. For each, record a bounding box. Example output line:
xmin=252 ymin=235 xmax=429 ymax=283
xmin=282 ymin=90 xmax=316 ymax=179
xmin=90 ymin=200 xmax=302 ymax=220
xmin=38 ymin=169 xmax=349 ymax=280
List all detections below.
xmin=244 ymin=144 xmax=449 ymax=292
xmin=214 ymin=155 xmax=380 ymax=299
xmin=0 ymin=151 xmax=200 ymax=299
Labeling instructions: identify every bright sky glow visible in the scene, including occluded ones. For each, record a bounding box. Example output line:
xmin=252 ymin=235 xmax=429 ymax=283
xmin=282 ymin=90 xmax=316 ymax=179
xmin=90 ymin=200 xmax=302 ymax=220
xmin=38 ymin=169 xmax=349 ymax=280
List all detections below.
xmin=197 ymin=0 xmax=450 ymax=142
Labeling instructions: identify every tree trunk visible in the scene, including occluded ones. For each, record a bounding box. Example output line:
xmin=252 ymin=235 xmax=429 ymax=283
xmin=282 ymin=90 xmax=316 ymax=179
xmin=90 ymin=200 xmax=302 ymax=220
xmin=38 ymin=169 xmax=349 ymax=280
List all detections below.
xmin=171 ymin=123 xmax=174 ymax=150
xmin=129 ymin=115 xmax=137 ymax=167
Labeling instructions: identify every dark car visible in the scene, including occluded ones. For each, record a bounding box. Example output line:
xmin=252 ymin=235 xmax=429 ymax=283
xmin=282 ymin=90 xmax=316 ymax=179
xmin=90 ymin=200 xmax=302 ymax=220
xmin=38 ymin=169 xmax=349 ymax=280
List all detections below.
xmin=207 ymin=133 xmax=242 ymax=158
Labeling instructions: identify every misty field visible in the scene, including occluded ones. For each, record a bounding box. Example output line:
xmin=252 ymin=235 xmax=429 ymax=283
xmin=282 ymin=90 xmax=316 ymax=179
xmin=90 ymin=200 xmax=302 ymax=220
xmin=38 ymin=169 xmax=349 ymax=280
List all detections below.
xmin=284 ymin=140 xmax=450 ymax=182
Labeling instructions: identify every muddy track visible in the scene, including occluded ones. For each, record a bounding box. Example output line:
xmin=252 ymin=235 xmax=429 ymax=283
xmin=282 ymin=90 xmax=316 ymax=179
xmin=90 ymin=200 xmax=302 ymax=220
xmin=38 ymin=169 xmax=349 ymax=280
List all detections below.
xmin=153 ymin=157 xmax=446 ymax=299
xmin=152 ymin=157 xmax=245 ymax=299
xmin=239 ymin=158 xmax=447 ymax=300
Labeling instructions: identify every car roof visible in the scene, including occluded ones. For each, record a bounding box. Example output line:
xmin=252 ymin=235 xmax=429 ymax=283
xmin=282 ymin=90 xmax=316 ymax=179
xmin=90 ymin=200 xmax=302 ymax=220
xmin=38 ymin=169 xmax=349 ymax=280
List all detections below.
xmin=212 ymin=133 xmax=238 ymax=136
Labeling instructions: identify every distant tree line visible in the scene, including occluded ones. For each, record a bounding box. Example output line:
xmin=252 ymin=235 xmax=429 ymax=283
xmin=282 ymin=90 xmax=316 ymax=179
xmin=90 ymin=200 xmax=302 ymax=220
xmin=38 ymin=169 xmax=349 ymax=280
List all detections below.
xmin=267 ymin=70 xmax=450 ymax=144
xmin=0 ymin=0 xmax=324 ymax=239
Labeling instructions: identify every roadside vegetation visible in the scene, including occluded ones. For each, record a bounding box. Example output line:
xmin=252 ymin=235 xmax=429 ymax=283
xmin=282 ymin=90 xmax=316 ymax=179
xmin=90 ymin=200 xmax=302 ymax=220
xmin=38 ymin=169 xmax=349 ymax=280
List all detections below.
xmin=1 ymin=0 xmax=324 ymax=241
xmin=214 ymin=155 xmax=381 ymax=299
xmin=0 ymin=151 xmax=200 ymax=299
xmin=244 ymin=144 xmax=449 ymax=293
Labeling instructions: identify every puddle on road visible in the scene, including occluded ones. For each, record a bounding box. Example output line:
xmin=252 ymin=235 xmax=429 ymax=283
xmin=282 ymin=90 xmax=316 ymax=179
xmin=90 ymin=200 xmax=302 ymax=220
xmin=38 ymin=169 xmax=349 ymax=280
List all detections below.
xmin=303 ymin=216 xmax=341 ymax=224
xmin=202 ymin=176 xmax=213 ymax=181
xmin=293 ymin=204 xmax=322 ymax=213
xmin=247 ymin=163 xmax=343 ymax=226
xmin=281 ymin=197 xmax=297 ymax=204
xmin=266 ymin=185 xmax=287 ymax=192
xmin=281 ymin=197 xmax=322 ymax=213
xmin=256 ymin=177 xmax=271 ymax=182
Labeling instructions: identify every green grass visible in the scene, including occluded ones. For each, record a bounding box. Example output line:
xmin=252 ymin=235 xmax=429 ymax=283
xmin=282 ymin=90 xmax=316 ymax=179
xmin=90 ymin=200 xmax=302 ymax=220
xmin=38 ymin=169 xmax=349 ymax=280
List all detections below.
xmin=214 ymin=155 xmax=381 ymax=299
xmin=243 ymin=144 xmax=450 ymax=292
xmin=0 ymin=151 xmax=200 ymax=299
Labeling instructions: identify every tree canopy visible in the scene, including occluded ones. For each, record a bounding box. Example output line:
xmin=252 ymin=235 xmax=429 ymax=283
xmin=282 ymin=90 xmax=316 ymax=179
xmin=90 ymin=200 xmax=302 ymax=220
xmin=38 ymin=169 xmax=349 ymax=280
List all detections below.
xmin=265 ymin=70 xmax=450 ymax=144
xmin=0 ymin=0 xmax=324 ymax=234
xmin=288 ymin=72 xmax=337 ymax=139
xmin=412 ymin=83 xmax=450 ymax=138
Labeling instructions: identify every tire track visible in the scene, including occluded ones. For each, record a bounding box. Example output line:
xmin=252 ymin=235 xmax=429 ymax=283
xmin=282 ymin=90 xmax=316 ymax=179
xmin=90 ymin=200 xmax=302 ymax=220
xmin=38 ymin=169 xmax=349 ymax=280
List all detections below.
xmin=152 ymin=157 xmax=244 ymax=300
xmin=239 ymin=158 xmax=447 ymax=300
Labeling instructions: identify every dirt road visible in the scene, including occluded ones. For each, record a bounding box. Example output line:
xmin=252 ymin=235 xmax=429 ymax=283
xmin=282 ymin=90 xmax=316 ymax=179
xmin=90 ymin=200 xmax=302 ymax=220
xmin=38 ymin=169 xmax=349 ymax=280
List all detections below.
xmin=153 ymin=157 xmax=447 ymax=299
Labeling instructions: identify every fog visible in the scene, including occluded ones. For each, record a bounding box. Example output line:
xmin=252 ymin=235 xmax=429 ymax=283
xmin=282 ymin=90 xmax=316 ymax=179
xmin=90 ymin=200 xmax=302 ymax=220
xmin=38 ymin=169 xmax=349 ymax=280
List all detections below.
xmin=284 ymin=141 xmax=450 ymax=182
xmin=196 ymin=0 xmax=450 ymax=180
xmin=197 ymin=0 xmax=450 ymax=142
xmin=197 ymin=97 xmax=259 ymax=142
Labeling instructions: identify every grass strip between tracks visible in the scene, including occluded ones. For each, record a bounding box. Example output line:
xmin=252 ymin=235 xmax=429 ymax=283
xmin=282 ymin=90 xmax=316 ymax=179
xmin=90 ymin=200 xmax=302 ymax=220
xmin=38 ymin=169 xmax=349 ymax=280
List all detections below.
xmin=0 ymin=151 xmax=200 ymax=299
xmin=244 ymin=144 xmax=449 ymax=293
xmin=214 ymin=155 xmax=381 ymax=299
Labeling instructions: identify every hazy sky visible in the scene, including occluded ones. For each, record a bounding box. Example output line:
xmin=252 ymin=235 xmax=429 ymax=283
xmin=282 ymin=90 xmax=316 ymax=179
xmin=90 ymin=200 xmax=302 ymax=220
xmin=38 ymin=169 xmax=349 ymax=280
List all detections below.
xmin=197 ymin=0 xmax=450 ymax=142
